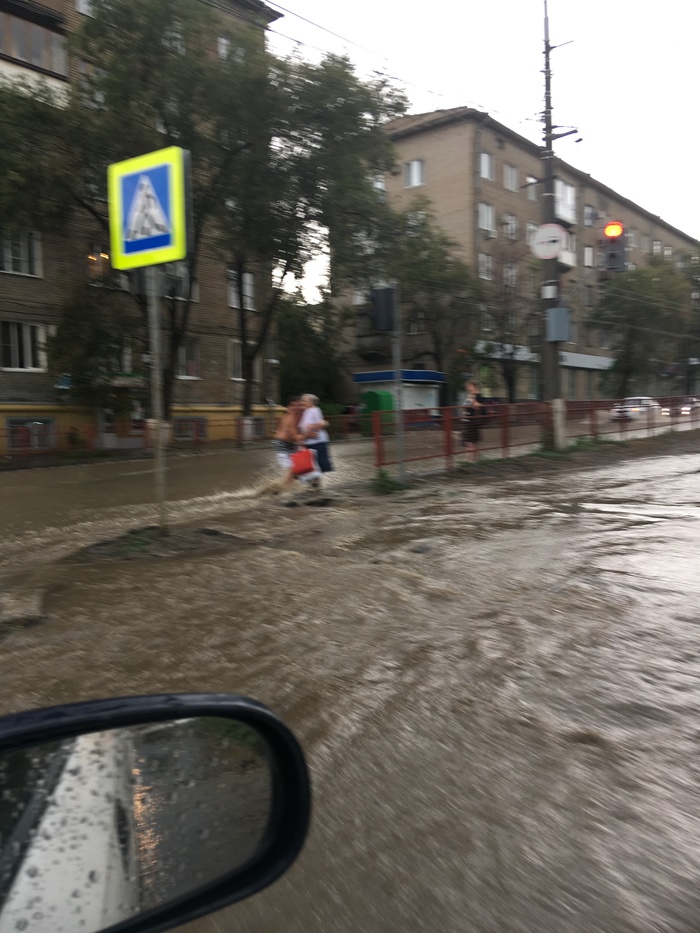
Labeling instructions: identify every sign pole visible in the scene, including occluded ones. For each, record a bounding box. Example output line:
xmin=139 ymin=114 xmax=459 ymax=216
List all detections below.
xmin=392 ymin=283 xmax=406 ymax=483
xmin=147 ymin=265 xmax=168 ymax=536
xmin=109 ymin=146 xmax=191 ymax=537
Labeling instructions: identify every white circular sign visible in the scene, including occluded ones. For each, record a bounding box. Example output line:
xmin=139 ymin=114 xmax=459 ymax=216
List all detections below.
xmin=530 ymin=223 xmax=567 ymax=260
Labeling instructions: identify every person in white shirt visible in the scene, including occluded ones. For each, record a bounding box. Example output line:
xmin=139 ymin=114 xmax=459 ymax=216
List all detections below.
xmin=298 ymin=394 xmax=334 ymax=488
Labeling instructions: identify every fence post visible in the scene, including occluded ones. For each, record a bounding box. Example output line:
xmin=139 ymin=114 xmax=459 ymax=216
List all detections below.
xmin=500 ymin=403 xmax=510 ymax=459
xmin=590 ymin=401 xmax=598 ymax=440
xmin=372 ymin=410 xmax=384 ymax=469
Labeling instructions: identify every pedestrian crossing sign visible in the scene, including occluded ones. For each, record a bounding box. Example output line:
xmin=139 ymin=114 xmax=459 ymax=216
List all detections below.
xmin=108 ymin=146 xmax=190 ymax=270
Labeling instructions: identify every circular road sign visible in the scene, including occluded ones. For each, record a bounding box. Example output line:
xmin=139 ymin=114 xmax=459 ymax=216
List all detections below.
xmin=530 ymin=223 xmax=567 ymax=260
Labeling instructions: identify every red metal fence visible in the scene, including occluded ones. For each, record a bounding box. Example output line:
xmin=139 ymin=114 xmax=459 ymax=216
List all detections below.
xmin=371 ymin=397 xmax=700 ymax=472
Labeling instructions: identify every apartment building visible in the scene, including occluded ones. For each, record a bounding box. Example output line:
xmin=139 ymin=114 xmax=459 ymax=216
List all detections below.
xmin=0 ymin=0 xmax=280 ymax=452
xmin=354 ymin=106 xmax=698 ymax=402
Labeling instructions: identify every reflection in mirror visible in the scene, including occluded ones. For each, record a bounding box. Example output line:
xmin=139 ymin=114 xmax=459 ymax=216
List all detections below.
xmin=0 ymin=717 xmax=272 ymax=933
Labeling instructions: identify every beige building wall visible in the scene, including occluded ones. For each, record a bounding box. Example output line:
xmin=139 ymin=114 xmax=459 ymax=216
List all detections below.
xmin=348 ymin=107 xmax=698 ymax=403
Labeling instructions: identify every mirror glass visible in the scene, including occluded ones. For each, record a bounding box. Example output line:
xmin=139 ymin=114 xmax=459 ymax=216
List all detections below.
xmin=0 ymin=716 xmax=272 ymax=933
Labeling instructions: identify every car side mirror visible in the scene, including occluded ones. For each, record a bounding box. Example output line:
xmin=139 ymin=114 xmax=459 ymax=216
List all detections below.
xmin=0 ymin=694 xmax=311 ymax=933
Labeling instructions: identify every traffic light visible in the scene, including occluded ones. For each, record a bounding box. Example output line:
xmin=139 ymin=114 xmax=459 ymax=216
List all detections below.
xmin=370 ymin=286 xmax=396 ymax=332
xmin=602 ymin=220 xmax=626 ymax=274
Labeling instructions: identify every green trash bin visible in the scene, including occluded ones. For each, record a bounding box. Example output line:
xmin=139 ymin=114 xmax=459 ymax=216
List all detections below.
xmin=360 ymin=390 xmax=395 ymax=435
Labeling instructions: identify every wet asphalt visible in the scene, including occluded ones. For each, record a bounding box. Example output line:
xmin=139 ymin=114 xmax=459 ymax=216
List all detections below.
xmin=1 ymin=436 xmax=700 ymax=931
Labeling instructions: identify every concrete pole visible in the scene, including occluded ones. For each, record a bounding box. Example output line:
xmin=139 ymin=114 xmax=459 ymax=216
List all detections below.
xmin=147 ymin=265 xmax=169 ymax=535
xmin=392 ymin=283 xmax=406 ymax=482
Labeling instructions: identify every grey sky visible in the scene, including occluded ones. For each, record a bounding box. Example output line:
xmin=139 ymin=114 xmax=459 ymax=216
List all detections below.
xmin=267 ymin=0 xmax=699 ymax=240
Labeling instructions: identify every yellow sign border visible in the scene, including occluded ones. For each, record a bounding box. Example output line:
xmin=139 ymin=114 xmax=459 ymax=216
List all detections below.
xmin=108 ymin=146 xmax=188 ymax=270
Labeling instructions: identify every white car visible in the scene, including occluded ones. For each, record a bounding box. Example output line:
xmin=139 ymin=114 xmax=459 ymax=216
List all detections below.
xmin=661 ymin=397 xmax=700 ymax=416
xmin=610 ymin=397 xmax=661 ymax=421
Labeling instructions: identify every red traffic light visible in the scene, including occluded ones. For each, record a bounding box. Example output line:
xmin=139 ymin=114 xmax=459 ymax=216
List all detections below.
xmin=604 ymin=220 xmax=624 ymax=238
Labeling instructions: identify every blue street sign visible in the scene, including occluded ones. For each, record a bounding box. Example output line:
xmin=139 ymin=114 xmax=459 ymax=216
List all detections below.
xmin=108 ymin=146 xmax=190 ymax=270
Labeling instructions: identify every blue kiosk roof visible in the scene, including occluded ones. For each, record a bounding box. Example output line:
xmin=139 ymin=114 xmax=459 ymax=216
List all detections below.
xmin=352 ymin=369 xmax=445 ymax=384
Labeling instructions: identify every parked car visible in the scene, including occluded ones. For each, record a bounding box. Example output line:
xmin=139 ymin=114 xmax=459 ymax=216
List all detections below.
xmin=661 ymin=397 xmax=700 ymax=416
xmin=610 ymin=397 xmax=661 ymax=421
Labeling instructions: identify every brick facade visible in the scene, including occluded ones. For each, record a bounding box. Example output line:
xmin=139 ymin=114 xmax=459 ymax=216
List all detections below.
xmin=0 ymin=0 xmax=280 ymax=437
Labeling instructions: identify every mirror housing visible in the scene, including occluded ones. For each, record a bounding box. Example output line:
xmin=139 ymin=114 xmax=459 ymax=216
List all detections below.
xmin=0 ymin=694 xmax=311 ymax=933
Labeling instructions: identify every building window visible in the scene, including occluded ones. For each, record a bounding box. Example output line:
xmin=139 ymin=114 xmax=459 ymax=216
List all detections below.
xmin=176 ymin=338 xmax=199 ymax=378
xmin=7 ymin=417 xmax=55 ymax=451
xmin=642 ymin=235 xmax=651 ymax=253
xmin=627 ymin=228 xmax=637 ymax=248
xmin=217 ymin=36 xmax=230 ymax=59
xmin=371 ymin=173 xmax=386 ymax=192
xmin=502 ymin=213 xmax=518 ymax=239
xmin=584 ymin=246 xmax=594 ymax=267
xmin=1 ymin=321 xmax=48 ymax=371
xmin=529 ymin=365 xmax=540 ymax=399
xmin=227 ymin=270 xmax=255 ymax=310
xmin=585 ymin=285 xmax=596 ymax=307
xmin=403 ymin=160 xmax=424 ymax=188
xmin=480 ymin=305 xmax=493 ymax=331
xmin=165 ymin=261 xmax=199 ymax=301
xmin=1 ymin=231 xmax=42 ymax=277
xmin=230 ymin=339 xmax=243 ymax=380
xmin=162 ymin=22 xmax=185 ymax=54
xmin=503 ymin=261 xmax=518 ymax=287
xmin=583 ymin=204 xmax=596 ymax=227
xmin=230 ymin=340 xmax=262 ymax=382
xmin=478 ymin=253 xmax=493 ymax=280
xmin=408 ymin=311 xmax=426 ymax=335
xmin=526 ymin=221 xmax=539 ymax=244
xmin=503 ymin=164 xmax=518 ymax=192
xmin=477 ymin=202 xmax=495 ymax=235
xmin=600 ymin=328 xmax=611 ymax=350
xmin=554 ymin=179 xmax=576 ymax=224
xmin=526 ymin=175 xmax=538 ymax=200
xmin=664 ymin=245 xmax=672 ymax=259
xmin=480 ymin=153 xmax=494 ymax=181
xmin=76 ymin=0 xmax=93 ymax=13
xmin=0 ymin=16 xmax=68 ymax=75
xmin=652 ymin=240 xmax=662 ymax=256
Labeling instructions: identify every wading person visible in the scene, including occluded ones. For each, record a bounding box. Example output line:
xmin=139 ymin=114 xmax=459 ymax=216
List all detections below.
xmin=462 ymin=380 xmax=485 ymax=463
xmin=272 ymin=397 xmax=303 ymax=490
xmin=299 ymin=394 xmax=333 ymax=490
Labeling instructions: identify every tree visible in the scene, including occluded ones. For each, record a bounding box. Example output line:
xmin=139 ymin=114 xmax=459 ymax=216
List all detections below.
xmin=385 ymin=202 xmax=481 ymax=403
xmin=218 ymin=53 xmax=405 ymax=414
xmin=475 ymin=231 xmax=540 ymax=403
xmin=1 ymin=0 xmax=407 ymax=417
xmin=47 ymin=286 xmax=140 ymax=412
xmin=589 ymin=260 xmax=690 ymax=397
xmin=277 ymin=292 xmax=351 ymax=404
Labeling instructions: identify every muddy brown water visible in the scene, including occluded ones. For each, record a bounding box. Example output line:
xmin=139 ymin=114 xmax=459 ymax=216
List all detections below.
xmin=2 ymin=438 xmax=700 ymax=931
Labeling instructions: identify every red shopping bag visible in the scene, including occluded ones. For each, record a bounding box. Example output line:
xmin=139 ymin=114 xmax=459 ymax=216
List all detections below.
xmin=290 ymin=448 xmax=317 ymax=476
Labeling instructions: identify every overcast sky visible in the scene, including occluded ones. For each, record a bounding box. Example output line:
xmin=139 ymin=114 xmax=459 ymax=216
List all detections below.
xmin=267 ymin=0 xmax=700 ymax=241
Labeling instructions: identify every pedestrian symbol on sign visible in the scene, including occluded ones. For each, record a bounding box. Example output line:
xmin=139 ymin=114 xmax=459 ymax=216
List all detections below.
xmin=126 ymin=175 xmax=170 ymax=241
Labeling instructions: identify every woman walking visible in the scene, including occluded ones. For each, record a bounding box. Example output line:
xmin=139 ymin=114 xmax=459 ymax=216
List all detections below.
xmin=272 ymin=397 xmax=303 ymax=490
xmin=299 ymin=394 xmax=334 ymax=489
xmin=462 ymin=380 xmax=485 ymax=463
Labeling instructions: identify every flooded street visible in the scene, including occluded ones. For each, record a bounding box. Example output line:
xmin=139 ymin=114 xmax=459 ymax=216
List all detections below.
xmin=2 ymin=439 xmax=700 ymax=930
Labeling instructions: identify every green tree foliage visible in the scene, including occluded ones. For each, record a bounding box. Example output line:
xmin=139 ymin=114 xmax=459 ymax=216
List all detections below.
xmin=353 ymin=200 xmax=481 ymax=403
xmin=475 ymin=236 xmax=539 ymax=403
xmin=590 ymin=260 xmax=691 ymax=397
xmin=277 ymin=292 xmax=351 ymax=404
xmin=47 ymin=287 xmax=139 ymax=412
xmin=0 ymin=0 xmax=406 ymax=416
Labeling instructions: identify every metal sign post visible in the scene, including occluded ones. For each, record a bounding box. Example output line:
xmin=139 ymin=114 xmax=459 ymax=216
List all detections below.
xmin=108 ymin=146 xmax=191 ymax=537
xmin=391 ymin=284 xmax=406 ymax=483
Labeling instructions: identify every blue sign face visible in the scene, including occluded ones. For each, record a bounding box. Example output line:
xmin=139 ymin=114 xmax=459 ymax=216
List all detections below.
xmin=119 ymin=163 xmax=173 ymax=255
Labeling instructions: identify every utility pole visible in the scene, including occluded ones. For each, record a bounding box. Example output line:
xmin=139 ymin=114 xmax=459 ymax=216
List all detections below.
xmin=540 ymin=0 xmax=560 ymax=403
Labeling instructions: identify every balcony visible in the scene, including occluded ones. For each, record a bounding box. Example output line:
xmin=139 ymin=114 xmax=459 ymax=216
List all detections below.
xmin=356 ymin=332 xmax=392 ymax=363
xmin=557 ymin=249 xmax=577 ymax=270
